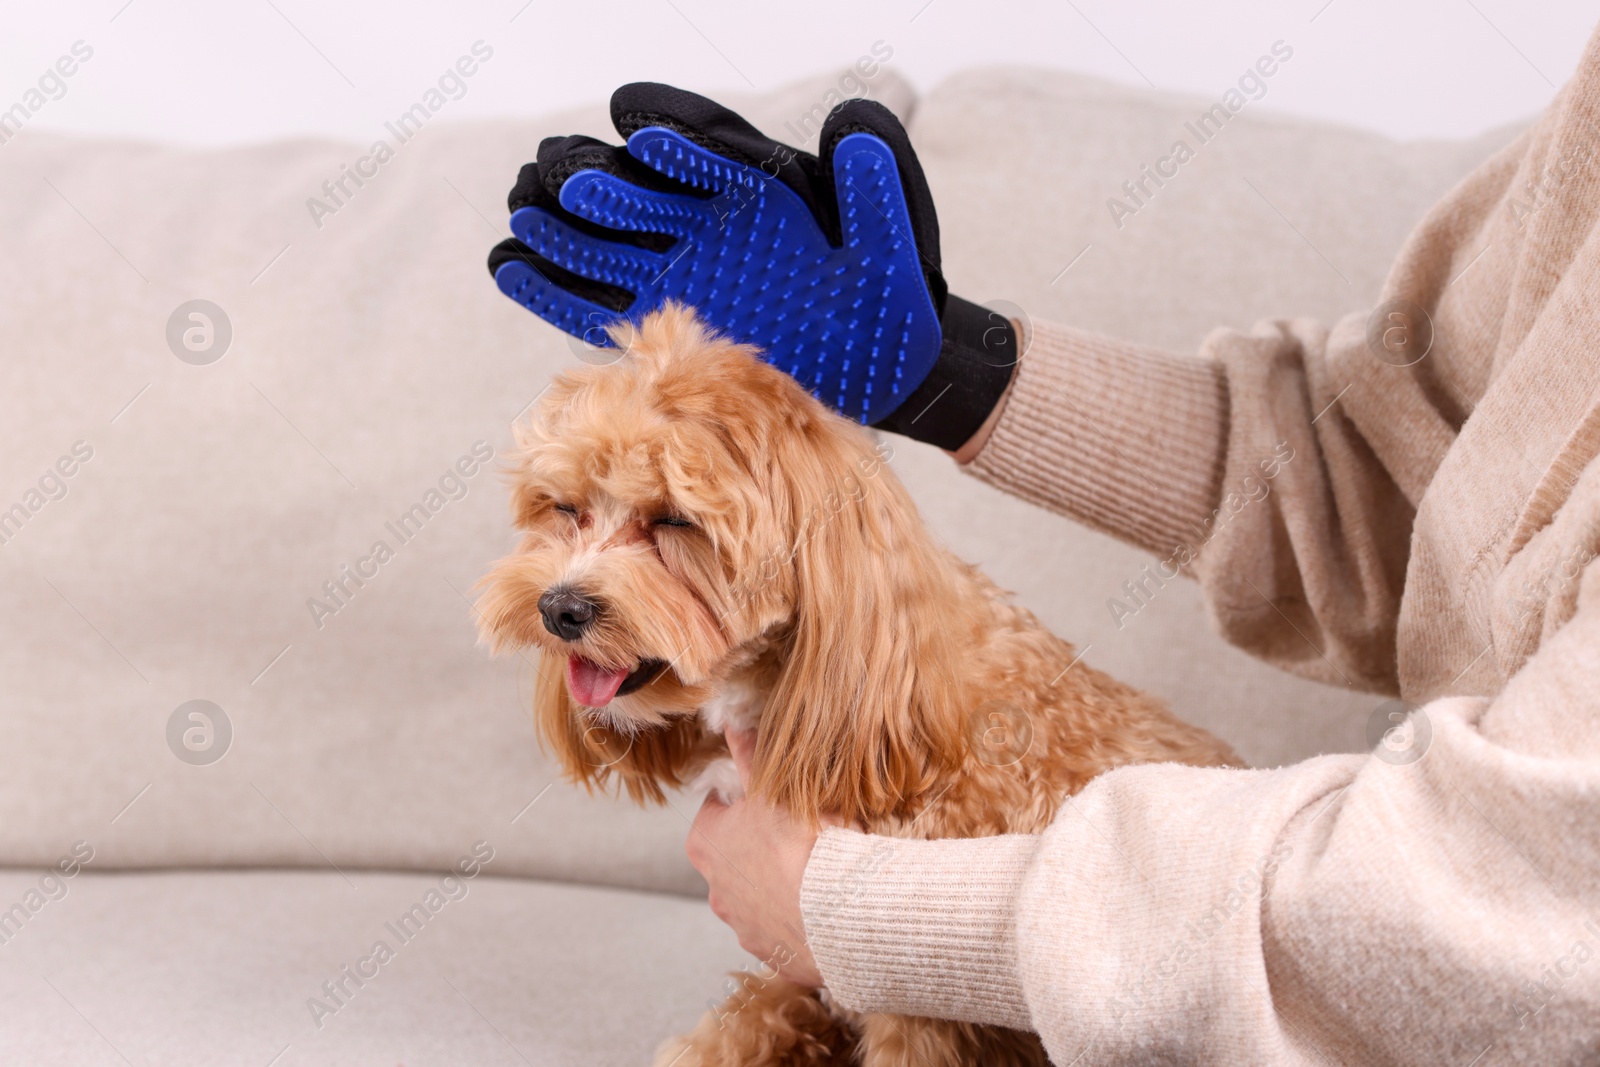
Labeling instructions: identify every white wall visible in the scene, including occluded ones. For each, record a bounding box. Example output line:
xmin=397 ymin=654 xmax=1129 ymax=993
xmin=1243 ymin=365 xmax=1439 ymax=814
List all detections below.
xmin=1 ymin=0 xmax=1596 ymax=148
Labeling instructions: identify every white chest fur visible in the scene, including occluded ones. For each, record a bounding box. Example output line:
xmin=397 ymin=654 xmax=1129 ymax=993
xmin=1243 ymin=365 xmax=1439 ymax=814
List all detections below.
xmin=699 ymin=675 xmax=765 ymax=734
xmin=690 ymin=676 xmax=768 ymax=802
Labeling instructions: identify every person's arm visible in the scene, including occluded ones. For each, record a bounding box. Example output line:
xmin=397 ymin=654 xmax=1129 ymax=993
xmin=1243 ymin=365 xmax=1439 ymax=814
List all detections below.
xmin=955 ymin=112 xmax=1538 ymax=692
xmin=690 ymin=28 xmax=1600 ymax=1065
xmin=795 ymin=563 xmax=1600 ymax=1063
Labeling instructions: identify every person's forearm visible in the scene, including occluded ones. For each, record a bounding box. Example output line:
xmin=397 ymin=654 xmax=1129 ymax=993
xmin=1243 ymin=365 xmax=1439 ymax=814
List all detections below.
xmin=954 ymin=90 xmax=1544 ymax=695
xmin=959 ymin=308 xmax=1425 ymax=691
xmin=799 ymin=756 xmax=1360 ymax=1056
xmin=959 ymin=316 xmax=1232 ymax=559
xmin=800 ymin=584 xmax=1600 ymax=1064
xmin=801 ymin=830 xmax=1038 ymax=1029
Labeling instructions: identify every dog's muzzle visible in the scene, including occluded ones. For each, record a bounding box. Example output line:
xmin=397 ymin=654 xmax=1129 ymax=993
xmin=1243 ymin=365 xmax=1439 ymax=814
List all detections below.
xmin=538 ymin=587 xmax=599 ymax=641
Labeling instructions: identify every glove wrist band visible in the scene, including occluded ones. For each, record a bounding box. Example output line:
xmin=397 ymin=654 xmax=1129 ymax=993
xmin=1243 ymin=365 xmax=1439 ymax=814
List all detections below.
xmin=871 ymin=294 xmax=1018 ymax=451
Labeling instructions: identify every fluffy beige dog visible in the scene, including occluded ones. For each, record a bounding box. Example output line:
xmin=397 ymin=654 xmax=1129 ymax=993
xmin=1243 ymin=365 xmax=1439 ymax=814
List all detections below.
xmin=478 ymin=303 xmax=1240 ymax=1066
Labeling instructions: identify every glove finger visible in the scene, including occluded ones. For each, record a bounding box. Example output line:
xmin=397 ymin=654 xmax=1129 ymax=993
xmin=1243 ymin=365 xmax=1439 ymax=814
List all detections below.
xmin=534 ymin=135 xmax=632 ymax=196
xmin=611 ymin=82 xmax=830 ymax=219
xmin=490 ymin=241 xmax=629 ymax=346
xmin=821 ymin=132 xmax=946 ymax=421
xmin=612 ymin=82 xmax=778 ymax=156
xmin=820 ymin=99 xmax=944 ymax=304
xmin=624 ymin=126 xmax=752 ymax=195
xmin=510 ymin=204 xmax=667 ymax=289
xmin=830 ymin=133 xmax=923 ymax=267
xmin=506 ymin=139 xmax=613 ymax=213
xmin=558 ymin=165 xmax=710 ymax=238
xmin=508 ymin=139 xmax=681 ymax=256
xmin=532 ymin=134 xmax=700 ymax=205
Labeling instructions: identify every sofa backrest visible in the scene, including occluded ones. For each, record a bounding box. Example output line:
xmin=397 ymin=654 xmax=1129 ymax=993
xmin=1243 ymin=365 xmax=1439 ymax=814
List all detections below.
xmin=0 ymin=66 xmax=1516 ymax=895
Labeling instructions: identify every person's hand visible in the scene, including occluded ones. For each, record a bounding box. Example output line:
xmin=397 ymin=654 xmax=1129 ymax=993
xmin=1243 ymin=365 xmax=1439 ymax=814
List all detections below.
xmin=686 ymin=728 xmax=831 ymax=988
xmin=486 ymin=82 xmax=1017 ymax=450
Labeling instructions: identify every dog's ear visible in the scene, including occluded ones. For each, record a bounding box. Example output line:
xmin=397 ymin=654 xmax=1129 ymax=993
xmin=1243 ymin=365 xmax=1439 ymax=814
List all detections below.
xmin=751 ymin=421 xmax=968 ymax=824
xmin=531 ymin=654 xmax=709 ymax=804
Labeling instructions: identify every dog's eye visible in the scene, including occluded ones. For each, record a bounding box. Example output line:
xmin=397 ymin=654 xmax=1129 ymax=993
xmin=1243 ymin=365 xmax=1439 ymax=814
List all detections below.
xmin=553 ymin=503 xmax=579 ymax=517
xmin=653 ymin=515 xmax=694 ymax=529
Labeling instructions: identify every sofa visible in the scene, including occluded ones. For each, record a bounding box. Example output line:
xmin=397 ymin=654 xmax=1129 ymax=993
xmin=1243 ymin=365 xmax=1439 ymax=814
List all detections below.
xmin=0 ymin=65 xmax=1518 ymax=1064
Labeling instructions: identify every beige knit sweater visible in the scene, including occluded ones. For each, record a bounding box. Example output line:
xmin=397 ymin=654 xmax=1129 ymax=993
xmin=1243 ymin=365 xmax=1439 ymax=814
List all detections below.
xmin=799 ymin=28 xmax=1600 ymax=1067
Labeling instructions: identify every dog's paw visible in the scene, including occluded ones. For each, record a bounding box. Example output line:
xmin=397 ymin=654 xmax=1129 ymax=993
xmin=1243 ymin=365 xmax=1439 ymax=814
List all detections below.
xmin=688 ymin=756 xmax=744 ymax=804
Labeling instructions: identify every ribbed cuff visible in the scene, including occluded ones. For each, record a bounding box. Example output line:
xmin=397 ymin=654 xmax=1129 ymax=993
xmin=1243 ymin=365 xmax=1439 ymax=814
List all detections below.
xmin=799 ymin=827 xmax=1037 ymax=1030
xmin=966 ymin=318 xmax=1229 ymax=560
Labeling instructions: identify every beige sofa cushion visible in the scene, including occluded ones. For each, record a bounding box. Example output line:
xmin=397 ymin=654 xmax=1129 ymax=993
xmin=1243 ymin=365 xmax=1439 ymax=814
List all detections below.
xmin=0 ymin=867 xmax=745 ymax=1064
xmin=0 ymin=65 xmax=1515 ymax=896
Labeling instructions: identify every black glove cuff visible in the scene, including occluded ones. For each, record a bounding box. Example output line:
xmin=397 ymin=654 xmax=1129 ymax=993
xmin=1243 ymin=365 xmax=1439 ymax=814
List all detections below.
xmin=870 ymin=295 xmax=1019 ymax=451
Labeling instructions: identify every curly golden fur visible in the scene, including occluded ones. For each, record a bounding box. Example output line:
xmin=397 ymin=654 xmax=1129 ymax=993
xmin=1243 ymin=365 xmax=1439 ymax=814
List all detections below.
xmin=477 ymin=303 xmax=1241 ymax=1066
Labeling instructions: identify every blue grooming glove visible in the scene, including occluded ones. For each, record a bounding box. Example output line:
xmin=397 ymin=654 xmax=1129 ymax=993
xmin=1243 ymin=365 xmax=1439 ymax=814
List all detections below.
xmin=488 ymin=83 xmax=1016 ymax=448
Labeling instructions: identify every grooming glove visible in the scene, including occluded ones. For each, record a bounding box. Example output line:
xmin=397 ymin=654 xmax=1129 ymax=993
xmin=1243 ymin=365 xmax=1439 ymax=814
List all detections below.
xmin=487 ymin=82 xmax=1016 ymax=447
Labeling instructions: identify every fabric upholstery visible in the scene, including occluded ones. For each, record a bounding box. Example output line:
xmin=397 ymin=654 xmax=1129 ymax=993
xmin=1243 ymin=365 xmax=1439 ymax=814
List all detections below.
xmin=0 ymin=867 xmax=746 ymax=1065
xmin=0 ymin=59 xmax=1527 ymax=1067
xmin=0 ymin=66 xmax=1514 ymax=893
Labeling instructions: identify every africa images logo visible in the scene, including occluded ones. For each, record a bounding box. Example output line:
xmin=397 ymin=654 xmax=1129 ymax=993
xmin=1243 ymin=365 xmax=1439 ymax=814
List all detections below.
xmin=1106 ymin=40 xmax=1294 ymax=229
xmin=0 ymin=41 xmax=94 ymax=148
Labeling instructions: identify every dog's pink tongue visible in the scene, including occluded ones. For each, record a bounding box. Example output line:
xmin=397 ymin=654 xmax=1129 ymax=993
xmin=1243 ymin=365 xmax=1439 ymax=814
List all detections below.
xmin=567 ymin=656 xmax=629 ymax=707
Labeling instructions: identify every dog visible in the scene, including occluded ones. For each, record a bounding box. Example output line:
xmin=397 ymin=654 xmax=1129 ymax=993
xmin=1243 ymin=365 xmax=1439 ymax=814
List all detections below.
xmin=477 ymin=302 xmax=1242 ymax=1066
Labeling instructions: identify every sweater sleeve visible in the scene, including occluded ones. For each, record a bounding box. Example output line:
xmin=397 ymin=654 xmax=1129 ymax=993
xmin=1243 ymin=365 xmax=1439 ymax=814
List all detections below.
xmin=965 ymin=127 xmax=1534 ymax=693
xmin=800 ymin=559 xmax=1600 ymax=1064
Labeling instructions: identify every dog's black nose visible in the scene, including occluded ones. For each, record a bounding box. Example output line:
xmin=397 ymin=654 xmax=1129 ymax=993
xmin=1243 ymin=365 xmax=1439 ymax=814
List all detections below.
xmin=538 ymin=587 xmax=599 ymax=641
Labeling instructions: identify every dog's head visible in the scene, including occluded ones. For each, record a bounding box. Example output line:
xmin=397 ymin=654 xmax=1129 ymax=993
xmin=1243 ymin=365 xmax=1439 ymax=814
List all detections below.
xmin=477 ymin=303 xmax=967 ymax=820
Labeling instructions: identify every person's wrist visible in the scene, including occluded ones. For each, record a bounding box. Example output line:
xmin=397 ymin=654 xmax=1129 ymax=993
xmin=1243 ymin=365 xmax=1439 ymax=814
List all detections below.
xmin=775 ymin=928 xmax=825 ymax=988
xmin=800 ymin=829 xmax=1038 ymax=1026
xmin=948 ymin=358 xmax=1017 ymax=463
xmin=871 ymin=297 xmax=1019 ymax=450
